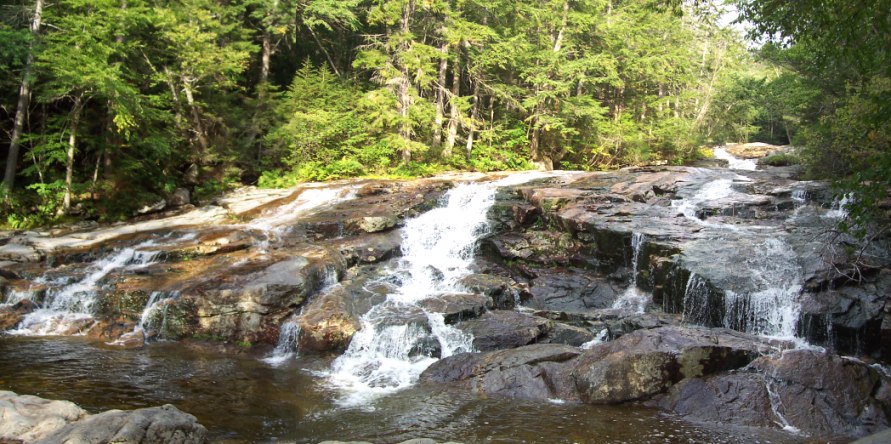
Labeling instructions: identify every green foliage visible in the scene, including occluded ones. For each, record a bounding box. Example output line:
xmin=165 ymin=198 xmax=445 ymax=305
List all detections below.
xmin=759 ymin=153 xmax=799 ymax=167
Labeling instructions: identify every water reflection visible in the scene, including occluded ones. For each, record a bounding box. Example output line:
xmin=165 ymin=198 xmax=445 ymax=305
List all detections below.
xmin=0 ymin=336 xmax=801 ymax=443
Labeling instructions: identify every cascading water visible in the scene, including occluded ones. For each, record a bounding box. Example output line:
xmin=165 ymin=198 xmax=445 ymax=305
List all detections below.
xmin=612 ymin=232 xmax=649 ymax=313
xmin=325 ymin=173 xmax=548 ymax=406
xmin=722 ymin=237 xmax=803 ymax=340
xmin=248 ymin=185 xmax=358 ymax=250
xmin=264 ymin=265 xmax=340 ymax=365
xmin=713 ymin=147 xmax=758 ymax=171
xmin=135 ymin=291 xmax=180 ymax=339
xmin=675 ymin=174 xmax=805 ymax=341
xmin=11 ymin=242 xmax=163 ymax=336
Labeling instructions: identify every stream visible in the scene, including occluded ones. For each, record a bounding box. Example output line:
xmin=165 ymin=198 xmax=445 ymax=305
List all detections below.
xmin=0 ymin=336 xmax=798 ymax=443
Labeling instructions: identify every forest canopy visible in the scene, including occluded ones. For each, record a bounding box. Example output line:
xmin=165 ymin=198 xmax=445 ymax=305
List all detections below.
xmin=0 ymin=0 xmax=888 ymax=228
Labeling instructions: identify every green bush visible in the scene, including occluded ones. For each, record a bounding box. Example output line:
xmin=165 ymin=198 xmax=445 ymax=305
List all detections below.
xmin=759 ymin=153 xmax=800 ymax=166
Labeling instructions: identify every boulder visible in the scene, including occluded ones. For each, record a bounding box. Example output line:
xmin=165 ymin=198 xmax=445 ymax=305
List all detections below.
xmin=572 ymin=326 xmax=769 ymax=404
xmin=37 ymin=404 xmax=207 ymax=444
xmin=358 ymin=215 xmax=398 ymax=233
xmin=659 ymin=350 xmax=891 ymax=441
xmin=456 ymin=310 xmax=552 ymax=351
xmin=417 ymin=293 xmax=490 ymax=324
xmin=526 ymin=268 xmax=619 ymax=312
xmin=0 ymin=299 xmax=36 ymax=330
xmin=298 ymin=285 xmax=361 ymax=352
xmin=420 ymin=344 xmax=582 ymax=401
xmin=0 ymin=391 xmax=88 ymax=442
xmin=457 ymin=274 xmax=523 ymax=309
xmin=168 ymin=188 xmax=191 ymax=207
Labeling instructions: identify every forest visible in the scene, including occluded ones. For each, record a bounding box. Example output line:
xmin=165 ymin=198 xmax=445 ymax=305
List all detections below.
xmin=0 ymin=0 xmax=888 ymax=229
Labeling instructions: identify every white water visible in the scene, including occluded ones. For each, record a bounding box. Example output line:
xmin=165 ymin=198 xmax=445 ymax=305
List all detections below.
xmin=713 ymin=147 xmax=758 ymax=171
xmin=11 ymin=242 xmax=163 ymax=336
xmin=326 ymin=172 xmax=549 ymax=406
xmin=825 ymin=193 xmax=853 ymax=219
xmin=612 ymin=233 xmax=649 ymax=313
xmin=248 ymin=185 xmax=358 ymax=249
xmin=581 ymin=329 xmax=609 ymax=350
xmin=135 ymin=291 xmax=180 ymax=339
xmin=673 ymin=175 xmax=805 ymax=341
xmin=723 ymin=237 xmax=803 ymax=340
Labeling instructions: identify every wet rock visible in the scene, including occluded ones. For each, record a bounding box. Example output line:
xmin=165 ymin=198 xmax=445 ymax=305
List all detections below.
xmin=485 ymin=231 xmax=583 ymax=265
xmin=358 ymin=215 xmax=398 ymax=233
xmin=572 ymin=326 xmax=769 ymax=404
xmin=0 ymin=299 xmax=36 ymax=330
xmin=38 ymin=404 xmax=207 ymax=444
xmin=526 ymin=267 xmax=619 ymax=312
xmin=104 ymin=329 xmax=146 ymax=349
xmin=660 ymin=350 xmax=891 ymax=441
xmin=420 ymin=344 xmax=581 ymax=401
xmin=0 ymin=391 xmax=88 ymax=443
xmin=0 ymin=243 xmax=40 ymax=262
xmin=417 ymin=293 xmax=490 ymax=324
xmin=540 ymin=322 xmax=595 ymax=346
xmin=336 ymin=230 xmax=402 ymax=265
xmin=456 ymin=310 xmax=551 ymax=351
xmin=298 ymin=285 xmax=361 ymax=352
xmin=657 ymin=372 xmax=775 ymax=426
xmin=725 ymin=142 xmax=786 ymax=159
xmin=457 ymin=274 xmax=523 ymax=309
xmin=168 ymin=188 xmax=191 ymax=207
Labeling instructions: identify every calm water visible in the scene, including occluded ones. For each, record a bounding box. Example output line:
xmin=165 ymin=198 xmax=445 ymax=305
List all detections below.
xmin=0 ymin=336 xmax=802 ymax=444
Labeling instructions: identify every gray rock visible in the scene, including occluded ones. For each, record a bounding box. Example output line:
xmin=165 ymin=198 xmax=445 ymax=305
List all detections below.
xmin=457 ymin=310 xmax=551 ymax=351
xmin=298 ymin=285 xmax=361 ymax=352
xmin=169 ymin=188 xmax=191 ymax=207
xmin=417 ymin=293 xmax=491 ymax=324
xmin=36 ymin=404 xmax=207 ymax=444
xmin=0 ymin=392 xmax=206 ymax=444
xmin=420 ymin=344 xmax=581 ymax=401
xmin=660 ymin=350 xmax=891 ymax=441
xmin=358 ymin=215 xmax=398 ymax=233
xmin=572 ymin=326 xmax=769 ymax=404
xmin=0 ymin=391 xmax=88 ymax=442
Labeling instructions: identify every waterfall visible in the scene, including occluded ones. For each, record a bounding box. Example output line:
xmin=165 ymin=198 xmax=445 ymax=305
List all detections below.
xmin=713 ymin=147 xmax=758 ymax=170
xmin=723 ymin=238 xmax=803 ymax=340
xmin=135 ymin=291 xmax=180 ymax=340
xmin=825 ymin=193 xmax=853 ymax=219
xmin=325 ymin=173 xmax=548 ymax=406
xmin=11 ymin=242 xmax=163 ymax=336
xmin=611 ymin=232 xmax=649 ymax=313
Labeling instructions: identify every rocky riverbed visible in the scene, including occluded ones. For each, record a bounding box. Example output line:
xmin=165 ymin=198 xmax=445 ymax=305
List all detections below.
xmin=1 ymin=154 xmax=890 ymax=443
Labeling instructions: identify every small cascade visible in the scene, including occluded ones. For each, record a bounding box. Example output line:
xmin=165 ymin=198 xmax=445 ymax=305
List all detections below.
xmin=671 ymin=178 xmax=746 ymax=230
xmin=11 ymin=242 xmax=163 ymax=336
xmin=713 ymin=147 xmax=758 ymax=170
xmin=247 ymin=185 xmax=358 ymax=249
xmin=723 ymin=237 xmax=803 ymax=340
xmin=825 ymin=193 xmax=853 ymax=219
xmin=264 ymin=264 xmax=340 ymax=365
xmin=580 ymin=329 xmax=609 ymax=349
xmin=682 ymin=273 xmax=713 ymax=325
xmin=263 ymin=316 xmax=301 ymax=366
xmin=2 ymin=289 xmax=36 ymax=307
xmin=326 ymin=173 xmax=548 ymax=406
xmin=135 ymin=291 xmax=180 ymax=340
xmin=612 ymin=232 xmax=649 ymax=313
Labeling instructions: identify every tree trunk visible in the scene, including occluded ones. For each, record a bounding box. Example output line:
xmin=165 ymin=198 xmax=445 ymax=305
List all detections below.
xmin=432 ymin=42 xmax=449 ymax=151
xmin=397 ymin=0 xmax=414 ymax=163
xmin=63 ymin=94 xmax=84 ymax=212
xmin=181 ymin=79 xmax=209 ymax=155
xmin=445 ymin=53 xmax=461 ymax=158
xmin=465 ymin=75 xmax=479 ymax=159
xmin=3 ymin=0 xmax=44 ymax=193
